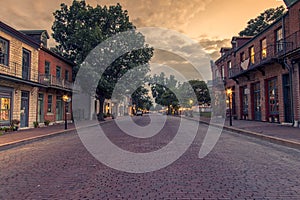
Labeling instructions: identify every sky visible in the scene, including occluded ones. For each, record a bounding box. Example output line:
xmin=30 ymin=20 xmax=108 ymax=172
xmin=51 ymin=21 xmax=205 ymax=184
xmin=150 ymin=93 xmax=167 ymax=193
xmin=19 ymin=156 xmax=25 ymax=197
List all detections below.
xmin=0 ymin=0 xmax=285 ymax=80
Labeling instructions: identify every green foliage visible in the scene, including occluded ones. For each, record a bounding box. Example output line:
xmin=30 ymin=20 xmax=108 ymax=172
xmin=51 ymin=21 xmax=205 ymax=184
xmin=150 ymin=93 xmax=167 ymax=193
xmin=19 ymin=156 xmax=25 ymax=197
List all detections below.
xmin=188 ymin=80 xmax=211 ymax=105
xmin=52 ymin=1 xmax=154 ymax=121
xmin=44 ymin=120 xmax=50 ymax=126
xmin=239 ymin=6 xmax=286 ymax=36
xmin=151 ymin=73 xmax=180 ymax=114
xmin=33 ymin=121 xmax=39 ymax=128
xmin=131 ymin=86 xmax=153 ymax=111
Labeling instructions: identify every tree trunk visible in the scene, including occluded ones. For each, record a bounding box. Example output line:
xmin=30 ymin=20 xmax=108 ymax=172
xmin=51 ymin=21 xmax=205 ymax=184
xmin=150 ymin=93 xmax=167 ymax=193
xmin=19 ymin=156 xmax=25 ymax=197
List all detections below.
xmin=98 ymin=96 xmax=105 ymax=121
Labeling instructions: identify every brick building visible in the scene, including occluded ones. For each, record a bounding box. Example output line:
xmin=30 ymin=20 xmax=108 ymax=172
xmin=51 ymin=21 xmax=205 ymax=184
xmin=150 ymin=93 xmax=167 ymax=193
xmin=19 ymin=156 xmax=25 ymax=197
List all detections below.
xmin=212 ymin=0 xmax=300 ymax=127
xmin=0 ymin=21 xmax=42 ymax=128
xmin=0 ymin=21 xmax=74 ymax=128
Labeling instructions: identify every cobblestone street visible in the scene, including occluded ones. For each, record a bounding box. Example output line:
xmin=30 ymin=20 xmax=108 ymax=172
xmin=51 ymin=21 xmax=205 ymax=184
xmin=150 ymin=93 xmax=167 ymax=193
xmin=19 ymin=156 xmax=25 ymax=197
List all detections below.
xmin=1 ymin=116 xmax=300 ymax=199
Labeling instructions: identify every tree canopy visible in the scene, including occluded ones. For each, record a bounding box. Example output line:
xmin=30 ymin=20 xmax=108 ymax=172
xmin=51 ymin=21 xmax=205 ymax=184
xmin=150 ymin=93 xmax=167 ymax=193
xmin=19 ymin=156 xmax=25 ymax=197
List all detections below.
xmin=52 ymin=0 xmax=153 ymax=120
xmin=239 ymin=5 xmax=286 ymax=36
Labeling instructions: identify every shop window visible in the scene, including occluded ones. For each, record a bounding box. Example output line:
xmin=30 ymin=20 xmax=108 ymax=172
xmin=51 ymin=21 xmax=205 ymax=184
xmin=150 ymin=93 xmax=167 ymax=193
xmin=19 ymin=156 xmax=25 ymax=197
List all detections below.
xmin=0 ymin=97 xmax=11 ymax=124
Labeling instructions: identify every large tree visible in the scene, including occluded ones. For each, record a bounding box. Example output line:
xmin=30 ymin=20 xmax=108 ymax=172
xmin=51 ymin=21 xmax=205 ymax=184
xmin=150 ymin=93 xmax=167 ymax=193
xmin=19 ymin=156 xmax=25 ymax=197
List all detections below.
xmin=52 ymin=1 xmax=153 ymax=120
xmin=151 ymin=73 xmax=180 ymax=115
xmin=239 ymin=5 xmax=286 ymax=36
xmin=131 ymin=86 xmax=153 ymax=112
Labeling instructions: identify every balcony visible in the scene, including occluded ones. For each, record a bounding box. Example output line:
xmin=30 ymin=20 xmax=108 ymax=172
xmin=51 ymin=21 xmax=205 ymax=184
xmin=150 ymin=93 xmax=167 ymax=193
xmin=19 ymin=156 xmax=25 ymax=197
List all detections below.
xmin=0 ymin=60 xmax=40 ymax=84
xmin=39 ymin=74 xmax=73 ymax=90
xmin=228 ymin=30 xmax=300 ymax=79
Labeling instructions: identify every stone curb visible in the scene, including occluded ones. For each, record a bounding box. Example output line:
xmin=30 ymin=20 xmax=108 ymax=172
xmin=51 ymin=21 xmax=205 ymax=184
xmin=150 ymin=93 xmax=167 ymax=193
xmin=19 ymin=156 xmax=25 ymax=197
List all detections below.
xmin=0 ymin=120 xmax=112 ymax=151
xmin=183 ymin=116 xmax=300 ymax=151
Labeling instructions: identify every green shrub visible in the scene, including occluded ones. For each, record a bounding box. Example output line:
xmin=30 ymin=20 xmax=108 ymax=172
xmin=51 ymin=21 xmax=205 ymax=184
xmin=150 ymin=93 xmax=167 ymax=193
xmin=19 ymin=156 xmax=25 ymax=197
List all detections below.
xmin=44 ymin=120 xmax=50 ymax=126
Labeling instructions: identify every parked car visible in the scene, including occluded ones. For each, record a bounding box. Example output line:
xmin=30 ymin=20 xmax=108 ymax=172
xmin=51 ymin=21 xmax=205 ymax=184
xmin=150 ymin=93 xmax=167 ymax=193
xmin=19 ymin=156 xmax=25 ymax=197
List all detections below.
xmin=136 ymin=111 xmax=143 ymax=116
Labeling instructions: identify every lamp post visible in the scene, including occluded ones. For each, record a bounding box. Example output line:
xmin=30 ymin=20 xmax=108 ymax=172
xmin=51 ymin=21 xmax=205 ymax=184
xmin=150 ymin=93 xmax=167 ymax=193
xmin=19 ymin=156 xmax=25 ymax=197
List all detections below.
xmin=62 ymin=94 xmax=71 ymax=130
xmin=226 ymin=88 xmax=232 ymax=126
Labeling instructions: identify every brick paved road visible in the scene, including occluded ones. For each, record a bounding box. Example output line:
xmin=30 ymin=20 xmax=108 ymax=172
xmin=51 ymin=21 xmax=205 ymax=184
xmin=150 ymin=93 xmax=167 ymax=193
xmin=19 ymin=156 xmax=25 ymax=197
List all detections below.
xmin=0 ymin=115 xmax=300 ymax=199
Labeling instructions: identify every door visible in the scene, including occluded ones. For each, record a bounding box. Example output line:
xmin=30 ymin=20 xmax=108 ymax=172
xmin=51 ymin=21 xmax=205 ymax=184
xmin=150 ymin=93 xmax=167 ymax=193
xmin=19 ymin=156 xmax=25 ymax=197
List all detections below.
xmin=241 ymin=86 xmax=248 ymax=119
xmin=253 ymin=83 xmax=261 ymax=121
xmin=282 ymin=74 xmax=292 ymax=122
xmin=38 ymin=93 xmax=44 ymax=123
xmin=56 ymin=96 xmax=63 ymax=121
xmin=20 ymin=91 xmax=29 ymax=127
xmin=22 ymin=49 xmax=31 ymax=80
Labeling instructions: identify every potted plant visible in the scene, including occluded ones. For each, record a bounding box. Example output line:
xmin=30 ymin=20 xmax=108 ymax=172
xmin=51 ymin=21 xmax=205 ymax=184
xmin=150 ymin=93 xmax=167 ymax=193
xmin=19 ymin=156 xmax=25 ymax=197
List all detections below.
xmin=11 ymin=119 xmax=20 ymax=131
xmin=44 ymin=120 xmax=50 ymax=126
xmin=33 ymin=121 xmax=39 ymax=128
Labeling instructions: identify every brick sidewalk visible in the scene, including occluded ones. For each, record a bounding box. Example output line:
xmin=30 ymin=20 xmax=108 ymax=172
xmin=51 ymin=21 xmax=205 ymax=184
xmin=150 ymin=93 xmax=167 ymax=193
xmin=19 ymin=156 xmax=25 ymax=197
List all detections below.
xmin=0 ymin=119 xmax=111 ymax=150
xmin=187 ymin=115 xmax=300 ymax=148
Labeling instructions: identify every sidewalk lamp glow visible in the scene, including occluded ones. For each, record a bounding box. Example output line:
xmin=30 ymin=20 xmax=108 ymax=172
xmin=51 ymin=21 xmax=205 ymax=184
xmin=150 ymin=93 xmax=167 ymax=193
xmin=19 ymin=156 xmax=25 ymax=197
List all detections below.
xmin=226 ymin=88 xmax=233 ymax=126
xmin=62 ymin=94 xmax=71 ymax=130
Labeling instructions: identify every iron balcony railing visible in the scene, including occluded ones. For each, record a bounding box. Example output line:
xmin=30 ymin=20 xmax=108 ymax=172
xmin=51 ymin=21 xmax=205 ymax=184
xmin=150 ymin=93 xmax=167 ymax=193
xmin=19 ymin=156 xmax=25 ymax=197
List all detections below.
xmin=39 ymin=74 xmax=73 ymax=89
xmin=228 ymin=30 xmax=300 ymax=78
xmin=0 ymin=60 xmax=39 ymax=82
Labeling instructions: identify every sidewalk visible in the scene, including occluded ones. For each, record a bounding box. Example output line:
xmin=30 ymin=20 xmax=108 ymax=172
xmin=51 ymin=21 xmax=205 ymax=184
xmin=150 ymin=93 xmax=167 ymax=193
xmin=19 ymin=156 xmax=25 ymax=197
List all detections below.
xmin=0 ymin=119 xmax=111 ymax=151
xmin=186 ymin=115 xmax=300 ymax=150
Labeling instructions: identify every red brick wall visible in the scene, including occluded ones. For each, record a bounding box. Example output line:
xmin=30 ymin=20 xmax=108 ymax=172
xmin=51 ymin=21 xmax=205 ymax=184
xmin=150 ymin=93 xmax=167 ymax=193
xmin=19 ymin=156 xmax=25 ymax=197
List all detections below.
xmin=38 ymin=50 xmax=73 ymax=82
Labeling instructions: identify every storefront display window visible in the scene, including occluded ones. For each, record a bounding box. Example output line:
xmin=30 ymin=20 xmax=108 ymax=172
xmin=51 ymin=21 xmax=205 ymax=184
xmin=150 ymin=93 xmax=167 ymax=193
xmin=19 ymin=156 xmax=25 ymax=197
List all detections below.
xmin=0 ymin=97 xmax=11 ymax=124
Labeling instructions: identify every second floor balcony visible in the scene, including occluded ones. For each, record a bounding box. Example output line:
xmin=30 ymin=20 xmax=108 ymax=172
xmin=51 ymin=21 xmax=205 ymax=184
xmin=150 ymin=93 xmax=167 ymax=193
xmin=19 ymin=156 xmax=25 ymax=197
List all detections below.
xmin=0 ymin=60 xmax=39 ymax=83
xmin=39 ymin=74 xmax=73 ymax=90
xmin=228 ymin=30 xmax=300 ymax=79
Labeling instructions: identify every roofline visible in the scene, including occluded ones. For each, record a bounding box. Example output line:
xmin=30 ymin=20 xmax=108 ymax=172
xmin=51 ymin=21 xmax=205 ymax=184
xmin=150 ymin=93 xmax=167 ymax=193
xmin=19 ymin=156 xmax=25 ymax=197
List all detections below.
xmin=19 ymin=30 xmax=50 ymax=39
xmin=41 ymin=46 xmax=75 ymax=67
xmin=234 ymin=12 xmax=288 ymax=52
xmin=0 ymin=21 xmax=40 ymax=49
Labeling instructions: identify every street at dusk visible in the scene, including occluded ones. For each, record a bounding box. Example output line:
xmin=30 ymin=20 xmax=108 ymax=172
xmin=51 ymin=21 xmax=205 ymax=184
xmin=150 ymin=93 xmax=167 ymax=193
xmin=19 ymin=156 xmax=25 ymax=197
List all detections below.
xmin=1 ymin=0 xmax=300 ymax=199
xmin=1 ymin=115 xmax=300 ymax=199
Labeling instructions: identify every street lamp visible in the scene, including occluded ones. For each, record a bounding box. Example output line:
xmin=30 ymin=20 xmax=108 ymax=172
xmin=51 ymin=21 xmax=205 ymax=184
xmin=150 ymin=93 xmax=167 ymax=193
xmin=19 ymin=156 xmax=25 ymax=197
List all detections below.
xmin=62 ymin=94 xmax=71 ymax=130
xmin=226 ymin=88 xmax=232 ymax=126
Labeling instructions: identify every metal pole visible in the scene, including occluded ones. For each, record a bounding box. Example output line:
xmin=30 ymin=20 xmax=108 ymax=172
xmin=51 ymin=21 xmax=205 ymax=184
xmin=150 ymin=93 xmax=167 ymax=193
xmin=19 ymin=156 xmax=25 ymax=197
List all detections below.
xmin=65 ymin=102 xmax=67 ymax=130
xmin=229 ymin=94 xmax=232 ymax=126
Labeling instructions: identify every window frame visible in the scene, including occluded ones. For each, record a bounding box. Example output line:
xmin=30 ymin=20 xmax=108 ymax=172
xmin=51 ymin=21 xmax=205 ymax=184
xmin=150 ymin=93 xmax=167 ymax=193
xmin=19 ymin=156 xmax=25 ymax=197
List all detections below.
xmin=261 ymin=38 xmax=267 ymax=59
xmin=0 ymin=37 xmax=9 ymax=66
xmin=45 ymin=61 xmax=51 ymax=75
xmin=249 ymin=46 xmax=255 ymax=65
xmin=47 ymin=94 xmax=53 ymax=113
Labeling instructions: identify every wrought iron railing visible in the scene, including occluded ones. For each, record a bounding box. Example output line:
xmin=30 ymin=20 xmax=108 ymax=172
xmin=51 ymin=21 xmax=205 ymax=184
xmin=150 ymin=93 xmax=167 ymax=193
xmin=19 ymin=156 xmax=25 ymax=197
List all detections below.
xmin=39 ymin=74 xmax=73 ymax=89
xmin=228 ymin=30 xmax=300 ymax=78
xmin=0 ymin=60 xmax=39 ymax=82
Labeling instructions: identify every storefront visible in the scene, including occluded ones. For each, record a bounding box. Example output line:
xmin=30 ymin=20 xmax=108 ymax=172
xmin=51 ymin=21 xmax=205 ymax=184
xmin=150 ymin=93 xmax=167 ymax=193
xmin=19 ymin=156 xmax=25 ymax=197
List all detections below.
xmin=0 ymin=86 xmax=13 ymax=126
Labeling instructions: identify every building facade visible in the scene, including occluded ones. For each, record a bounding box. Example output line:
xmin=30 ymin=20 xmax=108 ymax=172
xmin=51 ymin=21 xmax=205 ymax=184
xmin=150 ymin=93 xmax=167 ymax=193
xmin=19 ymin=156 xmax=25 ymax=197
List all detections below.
xmin=213 ymin=0 xmax=300 ymax=127
xmin=0 ymin=22 xmax=74 ymax=128
xmin=0 ymin=21 xmax=41 ymax=128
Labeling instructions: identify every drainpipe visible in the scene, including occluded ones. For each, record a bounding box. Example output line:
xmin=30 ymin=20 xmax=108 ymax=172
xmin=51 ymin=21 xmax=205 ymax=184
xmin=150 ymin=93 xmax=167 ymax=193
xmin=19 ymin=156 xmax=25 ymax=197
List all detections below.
xmin=282 ymin=15 xmax=295 ymax=126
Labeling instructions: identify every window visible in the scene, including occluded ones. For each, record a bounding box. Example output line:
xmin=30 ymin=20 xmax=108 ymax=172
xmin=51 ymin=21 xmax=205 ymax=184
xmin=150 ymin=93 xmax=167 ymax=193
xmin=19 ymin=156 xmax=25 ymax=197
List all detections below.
xmin=45 ymin=61 xmax=50 ymax=75
xmin=47 ymin=94 xmax=53 ymax=112
xmin=242 ymin=86 xmax=248 ymax=118
xmin=0 ymin=97 xmax=11 ymax=124
xmin=276 ymin=27 xmax=283 ymax=52
xmin=65 ymin=70 xmax=69 ymax=81
xmin=268 ymin=78 xmax=279 ymax=115
xmin=22 ymin=49 xmax=31 ymax=80
xmin=56 ymin=66 xmax=61 ymax=78
xmin=0 ymin=37 xmax=9 ymax=65
xmin=227 ymin=61 xmax=232 ymax=69
xmin=240 ymin=52 xmax=245 ymax=62
xmin=261 ymin=38 xmax=267 ymax=59
xmin=221 ymin=65 xmax=225 ymax=79
xmin=249 ymin=46 xmax=255 ymax=64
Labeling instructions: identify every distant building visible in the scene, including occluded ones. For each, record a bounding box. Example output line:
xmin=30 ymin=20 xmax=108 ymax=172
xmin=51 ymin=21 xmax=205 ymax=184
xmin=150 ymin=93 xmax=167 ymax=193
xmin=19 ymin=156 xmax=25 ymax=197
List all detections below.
xmin=212 ymin=0 xmax=300 ymax=127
